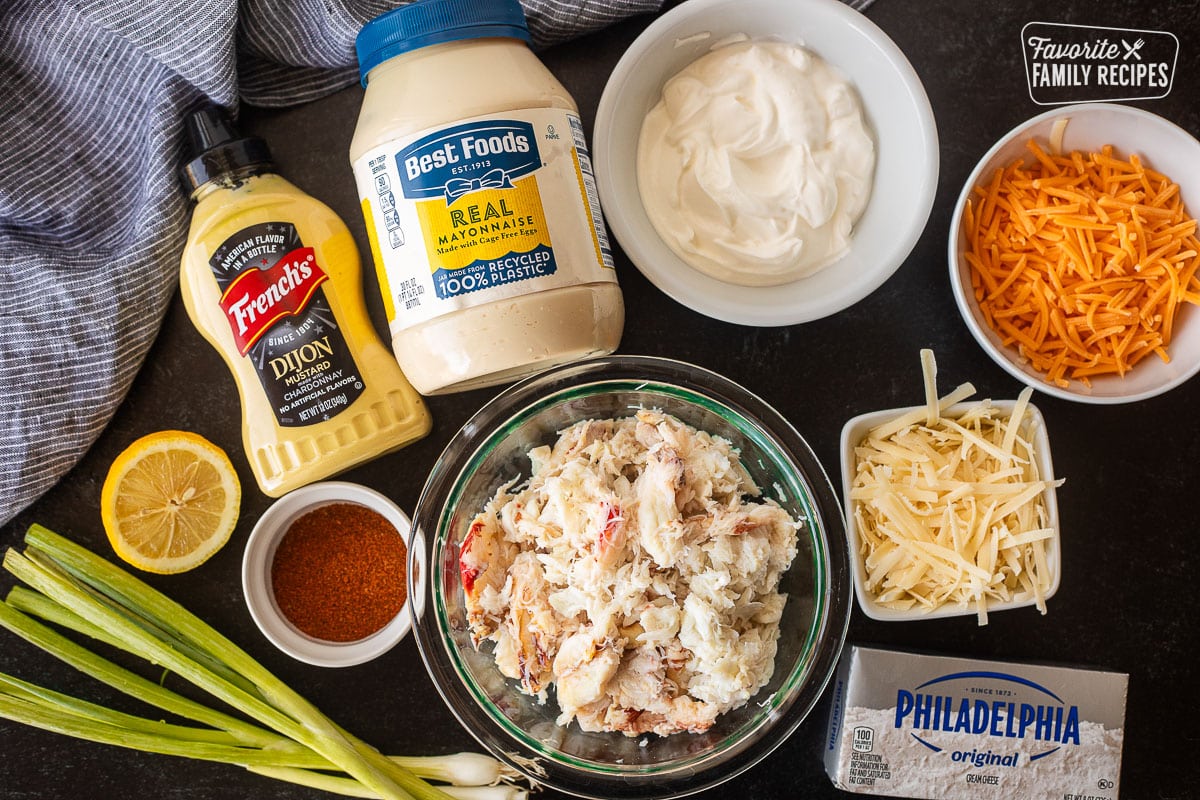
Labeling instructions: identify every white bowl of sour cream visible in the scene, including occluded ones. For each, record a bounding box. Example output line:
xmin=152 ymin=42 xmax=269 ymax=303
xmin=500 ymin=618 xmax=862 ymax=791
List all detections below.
xmin=595 ymin=0 xmax=938 ymax=326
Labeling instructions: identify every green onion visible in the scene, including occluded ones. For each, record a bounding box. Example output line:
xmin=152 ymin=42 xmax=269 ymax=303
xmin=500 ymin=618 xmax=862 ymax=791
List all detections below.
xmin=0 ymin=524 xmax=527 ymax=800
xmin=436 ymin=788 xmax=529 ymax=800
xmin=0 ymin=672 xmax=248 ymax=748
xmin=387 ymin=753 xmax=527 ymax=787
xmin=0 ymin=691 xmax=328 ymax=768
xmin=248 ymin=766 xmax=530 ymax=799
xmin=0 ymin=597 xmax=287 ymax=749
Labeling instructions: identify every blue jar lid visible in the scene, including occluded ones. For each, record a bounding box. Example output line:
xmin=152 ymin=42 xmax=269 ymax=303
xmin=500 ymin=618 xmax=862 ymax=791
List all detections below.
xmin=356 ymin=0 xmax=531 ymax=87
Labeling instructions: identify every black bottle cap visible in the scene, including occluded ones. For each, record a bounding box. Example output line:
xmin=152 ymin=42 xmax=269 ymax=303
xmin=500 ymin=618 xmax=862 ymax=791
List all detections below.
xmin=180 ymin=104 xmax=274 ymax=194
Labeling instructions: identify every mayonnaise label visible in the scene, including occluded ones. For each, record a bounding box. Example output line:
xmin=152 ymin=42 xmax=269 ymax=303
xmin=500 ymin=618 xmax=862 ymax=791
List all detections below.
xmin=397 ymin=120 xmax=539 ymax=200
xmin=354 ymin=108 xmax=614 ymax=331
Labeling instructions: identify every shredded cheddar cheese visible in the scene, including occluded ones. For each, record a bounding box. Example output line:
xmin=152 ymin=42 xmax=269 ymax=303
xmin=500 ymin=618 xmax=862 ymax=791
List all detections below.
xmin=850 ymin=351 xmax=1063 ymax=624
xmin=962 ymin=140 xmax=1200 ymax=388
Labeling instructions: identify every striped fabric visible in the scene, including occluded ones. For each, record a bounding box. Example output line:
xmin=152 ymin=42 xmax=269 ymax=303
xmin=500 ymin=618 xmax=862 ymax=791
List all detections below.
xmin=0 ymin=0 xmax=663 ymax=525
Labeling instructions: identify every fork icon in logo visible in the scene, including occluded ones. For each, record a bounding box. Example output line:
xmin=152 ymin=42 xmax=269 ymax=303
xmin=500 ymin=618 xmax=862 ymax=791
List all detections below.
xmin=1121 ymin=38 xmax=1145 ymax=60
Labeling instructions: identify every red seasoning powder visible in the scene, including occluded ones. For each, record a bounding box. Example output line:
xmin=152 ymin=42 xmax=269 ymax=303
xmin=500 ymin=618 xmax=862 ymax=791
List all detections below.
xmin=271 ymin=502 xmax=407 ymax=642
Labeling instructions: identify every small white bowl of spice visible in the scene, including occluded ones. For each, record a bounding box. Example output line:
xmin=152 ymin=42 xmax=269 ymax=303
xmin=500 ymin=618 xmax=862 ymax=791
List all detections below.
xmin=242 ymin=481 xmax=417 ymax=667
xmin=839 ymin=351 xmax=1064 ymax=623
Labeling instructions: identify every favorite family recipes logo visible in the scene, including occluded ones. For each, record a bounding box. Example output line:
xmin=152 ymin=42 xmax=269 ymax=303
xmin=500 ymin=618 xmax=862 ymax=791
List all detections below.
xmin=1022 ymin=22 xmax=1177 ymax=104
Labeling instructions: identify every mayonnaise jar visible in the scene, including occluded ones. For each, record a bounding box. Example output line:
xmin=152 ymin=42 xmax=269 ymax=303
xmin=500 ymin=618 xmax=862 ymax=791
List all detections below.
xmin=638 ymin=39 xmax=875 ymax=286
xmin=350 ymin=0 xmax=624 ymax=395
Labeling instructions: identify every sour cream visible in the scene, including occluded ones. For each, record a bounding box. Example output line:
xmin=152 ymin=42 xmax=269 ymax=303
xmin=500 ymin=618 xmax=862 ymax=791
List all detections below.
xmin=637 ymin=39 xmax=875 ymax=286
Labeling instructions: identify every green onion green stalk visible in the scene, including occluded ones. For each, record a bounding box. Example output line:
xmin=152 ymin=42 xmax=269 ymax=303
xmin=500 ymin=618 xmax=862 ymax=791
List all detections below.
xmin=0 ymin=524 xmax=528 ymax=800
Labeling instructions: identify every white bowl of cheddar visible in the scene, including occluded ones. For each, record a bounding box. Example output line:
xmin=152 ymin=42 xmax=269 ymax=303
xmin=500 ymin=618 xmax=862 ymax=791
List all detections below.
xmin=839 ymin=354 xmax=1063 ymax=623
xmin=949 ymin=102 xmax=1200 ymax=403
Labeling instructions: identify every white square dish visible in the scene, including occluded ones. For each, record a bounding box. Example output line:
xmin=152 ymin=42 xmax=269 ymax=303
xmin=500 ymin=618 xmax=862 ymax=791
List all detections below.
xmin=839 ymin=399 xmax=1061 ymax=621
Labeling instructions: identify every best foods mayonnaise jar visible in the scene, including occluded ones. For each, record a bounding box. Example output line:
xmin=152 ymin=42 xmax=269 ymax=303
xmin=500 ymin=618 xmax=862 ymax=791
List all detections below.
xmin=350 ymin=0 xmax=625 ymax=395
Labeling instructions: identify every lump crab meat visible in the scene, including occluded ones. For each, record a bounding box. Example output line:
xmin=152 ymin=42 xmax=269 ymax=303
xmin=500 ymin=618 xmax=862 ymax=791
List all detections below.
xmin=460 ymin=410 xmax=800 ymax=736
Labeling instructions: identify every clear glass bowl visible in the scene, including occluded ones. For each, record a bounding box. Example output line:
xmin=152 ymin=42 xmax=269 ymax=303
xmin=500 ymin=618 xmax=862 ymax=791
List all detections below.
xmin=408 ymin=356 xmax=851 ymax=798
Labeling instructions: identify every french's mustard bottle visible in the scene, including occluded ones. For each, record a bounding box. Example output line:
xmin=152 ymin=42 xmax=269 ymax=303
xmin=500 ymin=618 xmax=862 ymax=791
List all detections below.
xmin=179 ymin=106 xmax=431 ymax=496
xmin=350 ymin=0 xmax=625 ymax=395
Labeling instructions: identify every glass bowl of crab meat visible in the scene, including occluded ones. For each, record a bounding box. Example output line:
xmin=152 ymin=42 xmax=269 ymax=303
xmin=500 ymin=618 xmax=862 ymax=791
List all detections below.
xmin=408 ymin=355 xmax=851 ymax=799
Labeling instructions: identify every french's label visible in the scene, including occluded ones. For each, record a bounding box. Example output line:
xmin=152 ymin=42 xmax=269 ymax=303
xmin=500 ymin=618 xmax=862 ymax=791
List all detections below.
xmin=208 ymin=222 xmax=365 ymax=427
xmin=219 ymin=247 xmax=326 ymax=354
xmin=353 ymin=108 xmax=615 ymax=332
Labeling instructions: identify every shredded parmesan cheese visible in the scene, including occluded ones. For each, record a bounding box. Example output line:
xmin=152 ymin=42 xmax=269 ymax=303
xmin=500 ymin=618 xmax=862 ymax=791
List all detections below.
xmin=920 ymin=349 xmax=938 ymax=425
xmin=850 ymin=351 xmax=1064 ymax=624
xmin=1048 ymin=117 xmax=1069 ymax=156
xmin=962 ymin=139 xmax=1200 ymax=388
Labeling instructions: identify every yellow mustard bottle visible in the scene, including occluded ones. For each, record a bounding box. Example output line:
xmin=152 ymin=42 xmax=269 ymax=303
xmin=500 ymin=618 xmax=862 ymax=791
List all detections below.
xmin=179 ymin=106 xmax=431 ymax=496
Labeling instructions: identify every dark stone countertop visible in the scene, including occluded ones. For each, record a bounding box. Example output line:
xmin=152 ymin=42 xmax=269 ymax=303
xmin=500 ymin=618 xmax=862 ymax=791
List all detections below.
xmin=3 ymin=2 xmax=1199 ymax=799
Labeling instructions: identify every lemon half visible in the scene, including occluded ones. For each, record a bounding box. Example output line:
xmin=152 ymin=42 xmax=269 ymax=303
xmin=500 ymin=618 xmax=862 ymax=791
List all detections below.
xmin=100 ymin=430 xmax=241 ymax=574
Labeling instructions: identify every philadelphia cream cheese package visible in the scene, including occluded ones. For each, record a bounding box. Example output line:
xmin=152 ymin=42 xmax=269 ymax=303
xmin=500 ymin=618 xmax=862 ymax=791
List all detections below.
xmin=824 ymin=645 xmax=1127 ymax=799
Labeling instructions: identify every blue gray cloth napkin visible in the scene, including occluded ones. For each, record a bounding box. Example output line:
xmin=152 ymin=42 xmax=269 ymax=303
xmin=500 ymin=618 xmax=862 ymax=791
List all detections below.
xmin=0 ymin=0 xmax=665 ymax=526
